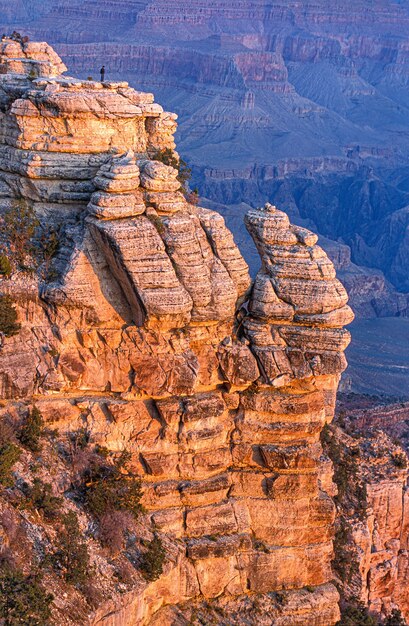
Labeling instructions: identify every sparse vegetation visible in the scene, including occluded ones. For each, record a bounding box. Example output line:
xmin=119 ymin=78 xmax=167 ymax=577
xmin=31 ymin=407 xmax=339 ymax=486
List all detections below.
xmin=391 ymin=452 xmax=407 ymax=469
xmin=81 ymin=449 xmax=143 ymax=520
xmin=0 ymin=567 xmax=53 ymax=625
xmin=18 ymin=407 xmax=44 ymax=454
xmin=153 ymin=147 xmax=191 ymax=187
xmin=0 ymin=201 xmax=39 ymax=268
xmin=384 ymin=609 xmax=407 ymax=626
xmin=139 ymin=534 xmax=166 ymax=582
xmin=23 ymin=479 xmax=62 ymax=521
xmin=34 ymin=225 xmax=61 ymax=267
xmin=51 ymin=511 xmax=90 ymax=585
xmin=0 ymin=201 xmax=62 ymax=278
xmin=336 ymin=603 xmax=378 ymax=625
xmin=0 ymin=255 xmax=12 ymax=278
xmin=0 ymin=296 xmax=20 ymax=338
xmin=321 ymin=424 xmax=367 ymax=519
xmin=0 ymin=444 xmax=21 ymax=488
xmin=98 ymin=510 xmax=134 ymax=554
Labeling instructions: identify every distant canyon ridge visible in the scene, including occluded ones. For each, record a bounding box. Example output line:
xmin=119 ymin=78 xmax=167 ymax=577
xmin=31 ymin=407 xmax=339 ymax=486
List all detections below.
xmin=1 ymin=0 xmax=409 ymax=393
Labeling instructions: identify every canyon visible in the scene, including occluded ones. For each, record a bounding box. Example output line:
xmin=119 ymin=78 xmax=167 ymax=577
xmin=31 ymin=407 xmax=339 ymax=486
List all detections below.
xmin=1 ymin=0 xmax=408 ymax=396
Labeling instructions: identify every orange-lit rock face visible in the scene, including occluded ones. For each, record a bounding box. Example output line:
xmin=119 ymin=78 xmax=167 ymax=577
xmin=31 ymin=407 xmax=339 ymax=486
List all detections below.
xmin=0 ymin=41 xmax=354 ymax=625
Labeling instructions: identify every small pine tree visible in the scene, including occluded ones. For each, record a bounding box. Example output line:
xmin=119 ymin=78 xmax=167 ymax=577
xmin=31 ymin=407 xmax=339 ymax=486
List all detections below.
xmin=337 ymin=603 xmax=378 ymax=626
xmin=0 ymin=443 xmax=21 ymax=487
xmin=25 ymin=479 xmax=62 ymax=521
xmin=384 ymin=609 xmax=407 ymax=626
xmin=139 ymin=535 xmax=166 ymax=582
xmin=52 ymin=511 xmax=90 ymax=584
xmin=82 ymin=450 xmax=143 ymax=519
xmin=0 ymin=201 xmax=39 ymax=267
xmin=0 ymin=567 xmax=53 ymax=625
xmin=0 ymin=296 xmax=20 ymax=337
xmin=18 ymin=407 xmax=44 ymax=453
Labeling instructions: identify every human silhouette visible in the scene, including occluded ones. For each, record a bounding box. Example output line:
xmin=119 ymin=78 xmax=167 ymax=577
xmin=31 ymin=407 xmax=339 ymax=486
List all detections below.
xmin=100 ymin=65 xmax=105 ymax=82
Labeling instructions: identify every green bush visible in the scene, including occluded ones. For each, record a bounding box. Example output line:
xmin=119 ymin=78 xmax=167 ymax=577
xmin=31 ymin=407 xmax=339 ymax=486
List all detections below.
xmin=0 ymin=567 xmax=53 ymax=625
xmin=139 ymin=535 xmax=165 ymax=582
xmin=24 ymin=479 xmax=62 ymax=521
xmin=336 ymin=603 xmax=378 ymax=625
xmin=52 ymin=511 xmax=90 ymax=585
xmin=0 ymin=444 xmax=21 ymax=487
xmin=0 ymin=296 xmax=20 ymax=337
xmin=34 ymin=225 xmax=61 ymax=265
xmin=0 ymin=255 xmax=12 ymax=278
xmin=392 ymin=452 xmax=407 ymax=469
xmin=18 ymin=407 xmax=43 ymax=453
xmin=384 ymin=609 xmax=407 ymax=626
xmin=0 ymin=201 xmax=39 ymax=267
xmin=82 ymin=450 xmax=143 ymax=519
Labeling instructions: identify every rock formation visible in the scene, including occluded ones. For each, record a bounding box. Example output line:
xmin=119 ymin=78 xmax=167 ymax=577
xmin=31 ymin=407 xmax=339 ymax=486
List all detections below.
xmin=0 ymin=39 xmax=354 ymax=625
xmin=323 ymin=404 xmax=409 ymax=623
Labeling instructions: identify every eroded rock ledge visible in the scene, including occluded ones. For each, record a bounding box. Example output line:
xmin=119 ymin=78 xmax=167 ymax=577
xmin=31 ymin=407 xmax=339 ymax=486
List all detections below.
xmin=0 ymin=39 xmax=354 ymax=625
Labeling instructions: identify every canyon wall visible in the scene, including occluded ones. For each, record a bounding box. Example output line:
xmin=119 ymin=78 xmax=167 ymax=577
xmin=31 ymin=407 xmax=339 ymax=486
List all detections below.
xmin=323 ymin=408 xmax=409 ymax=623
xmin=0 ymin=40 xmax=356 ymax=624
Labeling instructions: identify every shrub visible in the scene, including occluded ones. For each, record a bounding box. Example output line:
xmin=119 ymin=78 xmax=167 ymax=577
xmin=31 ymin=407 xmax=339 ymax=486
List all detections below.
xmin=52 ymin=511 xmax=90 ymax=585
xmin=384 ymin=609 xmax=407 ymax=626
xmin=69 ymin=428 xmax=90 ymax=452
xmin=0 ymin=567 xmax=53 ymax=625
xmin=0 ymin=255 xmax=12 ymax=278
xmin=0 ymin=201 xmax=39 ymax=267
xmin=98 ymin=510 xmax=134 ymax=554
xmin=0 ymin=418 xmax=15 ymax=447
xmin=24 ymin=479 xmax=62 ymax=521
xmin=336 ymin=603 xmax=378 ymax=625
xmin=34 ymin=225 xmax=61 ymax=265
xmin=114 ymin=559 xmax=135 ymax=585
xmin=81 ymin=581 xmax=103 ymax=609
xmin=0 ymin=296 xmax=20 ymax=337
xmin=18 ymin=407 xmax=43 ymax=453
xmin=81 ymin=450 xmax=143 ymax=519
xmin=0 ymin=511 xmax=28 ymax=570
xmin=321 ymin=425 xmax=367 ymax=519
xmin=0 ymin=444 xmax=21 ymax=487
xmin=139 ymin=535 xmax=165 ymax=582
xmin=332 ymin=519 xmax=360 ymax=585
xmin=392 ymin=452 xmax=407 ymax=469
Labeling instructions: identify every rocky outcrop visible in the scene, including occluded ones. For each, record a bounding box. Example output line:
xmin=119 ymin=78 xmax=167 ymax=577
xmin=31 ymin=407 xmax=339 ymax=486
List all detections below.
xmin=323 ymin=412 xmax=409 ymax=622
xmin=2 ymin=1 xmax=409 ymax=314
xmin=0 ymin=40 xmax=354 ymax=625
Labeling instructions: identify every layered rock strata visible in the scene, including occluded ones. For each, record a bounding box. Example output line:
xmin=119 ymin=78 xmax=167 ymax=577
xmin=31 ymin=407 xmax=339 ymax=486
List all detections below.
xmin=0 ymin=40 xmax=353 ymax=625
xmin=324 ymin=419 xmax=409 ymax=622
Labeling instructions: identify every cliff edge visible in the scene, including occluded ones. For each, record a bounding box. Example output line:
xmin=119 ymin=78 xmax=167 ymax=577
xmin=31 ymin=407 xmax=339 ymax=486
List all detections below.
xmin=0 ymin=38 xmax=354 ymax=625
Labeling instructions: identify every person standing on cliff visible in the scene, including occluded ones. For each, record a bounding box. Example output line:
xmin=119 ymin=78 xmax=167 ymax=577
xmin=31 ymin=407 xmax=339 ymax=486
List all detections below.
xmin=100 ymin=65 xmax=105 ymax=82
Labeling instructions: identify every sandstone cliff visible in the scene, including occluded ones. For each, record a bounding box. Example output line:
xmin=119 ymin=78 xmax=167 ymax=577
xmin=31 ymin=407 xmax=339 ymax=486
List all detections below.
xmin=323 ymin=401 xmax=409 ymax=623
xmin=0 ymin=39 xmax=354 ymax=625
